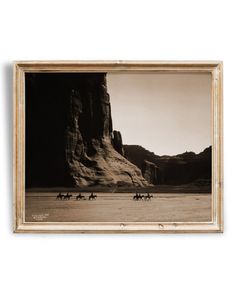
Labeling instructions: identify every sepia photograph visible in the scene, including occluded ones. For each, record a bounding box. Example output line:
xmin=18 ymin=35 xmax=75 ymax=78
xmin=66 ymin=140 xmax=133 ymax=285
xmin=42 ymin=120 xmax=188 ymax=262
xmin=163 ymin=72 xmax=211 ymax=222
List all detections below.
xmin=14 ymin=61 xmax=223 ymax=232
xmin=1 ymin=2 xmax=233 ymax=299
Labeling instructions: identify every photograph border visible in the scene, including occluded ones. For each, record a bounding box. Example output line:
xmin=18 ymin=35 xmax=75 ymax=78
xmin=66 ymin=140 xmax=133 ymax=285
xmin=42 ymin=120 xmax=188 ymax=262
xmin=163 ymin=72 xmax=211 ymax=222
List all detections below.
xmin=13 ymin=61 xmax=223 ymax=233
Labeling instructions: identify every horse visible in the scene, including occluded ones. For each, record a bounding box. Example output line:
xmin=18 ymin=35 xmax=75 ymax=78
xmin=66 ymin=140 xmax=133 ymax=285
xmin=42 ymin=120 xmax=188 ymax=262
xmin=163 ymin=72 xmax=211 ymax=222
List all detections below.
xmin=56 ymin=192 xmax=64 ymax=200
xmin=76 ymin=193 xmax=86 ymax=200
xmin=89 ymin=193 xmax=97 ymax=200
xmin=133 ymin=193 xmax=144 ymax=200
xmin=64 ymin=192 xmax=72 ymax=200
xmin=144 ymin=193 xmax=153 ymax=201
xmin=133 ymin=193 xmax=152 ymax=201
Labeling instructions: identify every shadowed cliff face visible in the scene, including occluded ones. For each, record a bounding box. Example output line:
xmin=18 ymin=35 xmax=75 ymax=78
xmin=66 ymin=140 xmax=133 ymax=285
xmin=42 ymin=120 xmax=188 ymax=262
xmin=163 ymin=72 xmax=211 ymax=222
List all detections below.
xmin=26 ymin=73 xmax=148 ymax=188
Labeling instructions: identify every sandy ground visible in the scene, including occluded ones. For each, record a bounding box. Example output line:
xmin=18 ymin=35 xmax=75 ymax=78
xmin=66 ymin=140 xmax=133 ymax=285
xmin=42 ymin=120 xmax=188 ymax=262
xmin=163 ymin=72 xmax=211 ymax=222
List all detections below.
xmin=25 ymin=192 xmax=212 ymax=222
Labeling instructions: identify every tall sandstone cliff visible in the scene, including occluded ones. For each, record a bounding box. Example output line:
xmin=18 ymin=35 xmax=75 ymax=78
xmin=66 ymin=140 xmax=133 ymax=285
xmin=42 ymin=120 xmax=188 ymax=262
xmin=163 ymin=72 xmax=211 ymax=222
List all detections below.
xmin=26 ymin=73 xmax=148 ymax=188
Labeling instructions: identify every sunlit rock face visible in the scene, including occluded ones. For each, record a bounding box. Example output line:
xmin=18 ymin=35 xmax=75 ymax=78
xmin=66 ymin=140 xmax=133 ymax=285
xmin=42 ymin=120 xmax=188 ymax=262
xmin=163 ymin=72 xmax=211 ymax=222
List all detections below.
xmin=26 ymin=73 xmax=148 ymax=188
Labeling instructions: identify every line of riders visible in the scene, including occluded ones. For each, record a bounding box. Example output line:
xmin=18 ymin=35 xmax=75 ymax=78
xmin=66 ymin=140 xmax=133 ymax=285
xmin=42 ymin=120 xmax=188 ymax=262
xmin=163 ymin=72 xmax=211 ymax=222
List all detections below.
xmin=133 ymin=193 xmax=153 ymax=201
xmin=56 ymin=192 xmax=97 ymax=201
xmin=56 ymin=192 xmax=153 ymax=201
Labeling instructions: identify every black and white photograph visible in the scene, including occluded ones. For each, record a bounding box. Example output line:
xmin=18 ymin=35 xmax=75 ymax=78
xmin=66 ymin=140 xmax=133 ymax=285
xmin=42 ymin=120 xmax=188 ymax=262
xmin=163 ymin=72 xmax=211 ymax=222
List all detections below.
xmin=24 ymin=68 xmax=214 ymax=224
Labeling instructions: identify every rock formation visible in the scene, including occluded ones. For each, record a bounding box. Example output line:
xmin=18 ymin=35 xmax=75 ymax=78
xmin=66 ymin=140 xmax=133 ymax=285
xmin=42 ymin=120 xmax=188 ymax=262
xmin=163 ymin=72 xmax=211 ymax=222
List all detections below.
xmin=25 ymin=73 xmax=148 ymax=188
xmin=25 ymin=72 xmax=211 ymax=189
xmin=142 ymin=160 xmax=160 ymax=185
xmin=112 ymin=130 xmax=124 ymax=156
xmin=124 ymin=145 xmax=212 ymax=186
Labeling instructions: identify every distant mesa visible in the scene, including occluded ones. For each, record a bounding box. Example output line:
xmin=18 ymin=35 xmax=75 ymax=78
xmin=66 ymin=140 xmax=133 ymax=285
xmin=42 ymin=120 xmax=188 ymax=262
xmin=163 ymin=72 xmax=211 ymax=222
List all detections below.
xmin=124 ymin=145 xmax=212 ymax=186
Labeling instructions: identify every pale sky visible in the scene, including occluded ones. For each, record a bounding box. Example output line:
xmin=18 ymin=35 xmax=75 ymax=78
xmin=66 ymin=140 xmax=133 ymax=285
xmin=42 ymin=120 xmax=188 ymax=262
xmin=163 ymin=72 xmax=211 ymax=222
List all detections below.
xmin=107 ymin=73 xmax=212 ymax=156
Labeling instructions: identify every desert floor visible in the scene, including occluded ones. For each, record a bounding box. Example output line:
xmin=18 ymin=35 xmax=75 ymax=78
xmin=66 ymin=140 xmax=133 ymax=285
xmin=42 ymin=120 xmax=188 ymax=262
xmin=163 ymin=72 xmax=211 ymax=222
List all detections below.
xmin=25 ymin=192 xmax=212 ymax=222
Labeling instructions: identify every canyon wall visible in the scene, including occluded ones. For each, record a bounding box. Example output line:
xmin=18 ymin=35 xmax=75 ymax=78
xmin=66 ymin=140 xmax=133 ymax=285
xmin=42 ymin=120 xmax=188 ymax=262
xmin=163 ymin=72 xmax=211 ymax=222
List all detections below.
xmin=124 ymin=145 xmax=212 ymax=186
xmin=26 ymin=73 xmax=148 ymax=188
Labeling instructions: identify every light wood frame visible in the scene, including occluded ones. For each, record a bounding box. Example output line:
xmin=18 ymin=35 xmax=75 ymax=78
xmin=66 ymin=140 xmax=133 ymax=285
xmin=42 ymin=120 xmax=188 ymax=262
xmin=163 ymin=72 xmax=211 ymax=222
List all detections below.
xmin=13 ymin=61 xmax=223 ymax=233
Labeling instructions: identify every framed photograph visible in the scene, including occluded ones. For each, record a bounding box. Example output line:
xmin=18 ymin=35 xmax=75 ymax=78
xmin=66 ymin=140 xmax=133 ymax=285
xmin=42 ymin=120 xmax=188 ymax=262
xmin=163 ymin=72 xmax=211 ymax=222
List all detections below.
xmin=13 ymin=61 xmax=223 ymax=233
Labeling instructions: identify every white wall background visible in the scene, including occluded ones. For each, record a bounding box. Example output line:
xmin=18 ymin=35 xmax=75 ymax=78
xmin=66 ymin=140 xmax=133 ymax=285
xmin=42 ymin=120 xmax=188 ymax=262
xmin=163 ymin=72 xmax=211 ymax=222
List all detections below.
xmin=0 ymin=1 xmax=234 ymax=299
